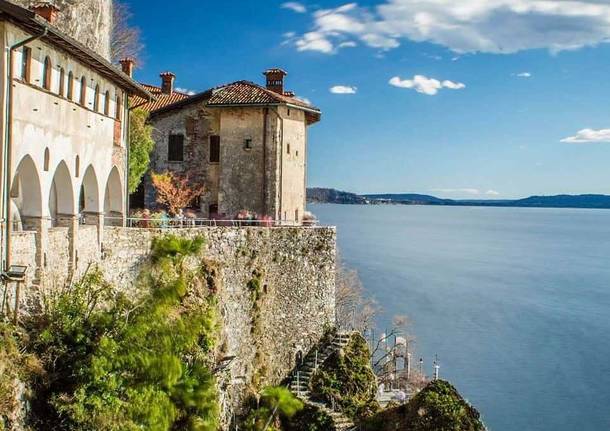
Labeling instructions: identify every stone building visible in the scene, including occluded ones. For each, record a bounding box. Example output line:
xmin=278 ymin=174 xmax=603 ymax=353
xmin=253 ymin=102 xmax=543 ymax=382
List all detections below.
xmin=130 ymin=65 xmax=321 ymax=223
xmin=0 ymin=0 xmax=150 ymax=280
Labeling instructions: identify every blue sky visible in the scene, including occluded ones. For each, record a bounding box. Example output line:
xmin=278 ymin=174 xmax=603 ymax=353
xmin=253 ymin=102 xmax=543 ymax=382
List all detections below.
xmin=129 ymin=0 xmax=610 ymax=199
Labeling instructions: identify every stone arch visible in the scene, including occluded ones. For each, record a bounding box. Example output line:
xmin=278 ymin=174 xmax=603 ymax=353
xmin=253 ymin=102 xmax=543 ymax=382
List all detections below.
xmin=49 ymin=161 xmax=75 ymax=226
xmin=104 ymin=166 xmax=123 ymax=225
xmin=79 ymin=165 xmax=101 ymax=215
xmin=11 ymin=155 xmax=43 ymax=230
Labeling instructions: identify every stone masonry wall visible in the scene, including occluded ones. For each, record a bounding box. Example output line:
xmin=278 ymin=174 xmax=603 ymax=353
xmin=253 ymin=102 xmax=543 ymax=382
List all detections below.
xmin=8 ymin=225 xmax=336 ymax=426
xmin=99 ymin=226 xmax=336 ymax=424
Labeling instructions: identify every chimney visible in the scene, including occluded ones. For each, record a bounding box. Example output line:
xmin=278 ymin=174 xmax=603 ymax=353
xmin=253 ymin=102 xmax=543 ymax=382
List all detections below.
xmin=30 ymin=1 xmax=60 ymax=24
xmin=160 ymin=72 xmax=175 ymax=95
xmin=263 ymin=68 xmax=287 ymax=95
xmin=119 ymin=58 xmax=135 ymax=78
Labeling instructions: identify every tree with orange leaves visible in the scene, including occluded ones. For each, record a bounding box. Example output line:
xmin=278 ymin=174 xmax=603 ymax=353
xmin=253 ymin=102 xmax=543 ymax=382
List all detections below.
xmin=151 ymin=171 xmax=204 ymax=216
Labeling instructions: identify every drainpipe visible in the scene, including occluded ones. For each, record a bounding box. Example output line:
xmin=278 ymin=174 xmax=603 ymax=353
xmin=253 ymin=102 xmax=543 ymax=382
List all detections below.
xmin=2 ymin=29 xmax=48 ymax=271
xmin=262 ymin=108 xmax=268 ymax=215
xmin=268 ymin=107 xmax=283 ymax=221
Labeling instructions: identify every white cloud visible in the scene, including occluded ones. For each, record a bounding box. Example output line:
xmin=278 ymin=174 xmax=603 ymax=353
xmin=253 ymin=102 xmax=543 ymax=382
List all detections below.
xmin=175 ymin=87 xmax=196 ymax=95
xmin=516 ymin=72 xmax=532 ymax=78
xmin=330 ymin=85 xmax=357 ymax=94
xmin=292 ymin=1 xmax=610 ymax=55
xmin=486 ymin=190 xmax=501 ymax=196
xmin=561 ymin=128 xmax=610 ymax=143
xmin=281 ymin=2 xmax=306 ymax=13
xmin=295 ymin=31 xmax=334 ymax=53
xmin=389 ymin=75 xmax=465 ymax=95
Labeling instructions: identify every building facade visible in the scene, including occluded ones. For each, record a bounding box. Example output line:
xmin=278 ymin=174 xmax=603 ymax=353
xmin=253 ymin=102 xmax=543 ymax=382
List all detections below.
xmin=132 ymin=67 xmax=321 ymax=223
xmin=0 ymin=1 xmax=150 ymax=282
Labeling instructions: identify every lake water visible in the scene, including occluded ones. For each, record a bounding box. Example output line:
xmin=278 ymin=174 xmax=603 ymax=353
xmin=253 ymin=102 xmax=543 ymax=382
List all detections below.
xmin=310 ymin=204 xmax=610 ymax=431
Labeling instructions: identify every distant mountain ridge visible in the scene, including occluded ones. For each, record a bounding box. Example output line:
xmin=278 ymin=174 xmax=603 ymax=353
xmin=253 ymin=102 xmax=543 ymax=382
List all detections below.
xmin=307 ymin=188 xmax=610 ymax=209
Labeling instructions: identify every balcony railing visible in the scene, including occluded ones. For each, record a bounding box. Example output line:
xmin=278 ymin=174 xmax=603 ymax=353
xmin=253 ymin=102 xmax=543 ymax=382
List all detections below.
xmin=104 ymin=217 xmax=320 ymax=229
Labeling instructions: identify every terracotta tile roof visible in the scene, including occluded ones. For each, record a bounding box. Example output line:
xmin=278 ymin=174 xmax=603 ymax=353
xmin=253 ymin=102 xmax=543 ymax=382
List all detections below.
xmin=142 ymin=80 xmax=321 ymax=124
xmin=130 ymin=84 xmax=191 ymax=111
xmin=208 ymin=81 xmax=319 ymax=113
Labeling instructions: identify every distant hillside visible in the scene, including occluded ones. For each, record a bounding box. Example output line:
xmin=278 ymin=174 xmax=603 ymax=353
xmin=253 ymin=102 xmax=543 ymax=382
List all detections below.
xmin=364 ymin=193 xmax=454 ymax=205
xmin=308 ymin=188 xmax=610 ymax=209
xmin=307 ymin=188 xmax=368 ymax=205
xmin=511 ymin=194 xmax=610 ymax=208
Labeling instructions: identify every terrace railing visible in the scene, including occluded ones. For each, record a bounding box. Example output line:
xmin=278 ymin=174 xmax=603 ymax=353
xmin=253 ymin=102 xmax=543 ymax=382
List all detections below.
xmin=104 ymin=217 xmax=320 ymax=229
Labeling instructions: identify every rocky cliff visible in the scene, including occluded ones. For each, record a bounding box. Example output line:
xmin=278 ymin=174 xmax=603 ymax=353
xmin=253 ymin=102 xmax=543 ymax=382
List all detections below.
xmin=12 ymin=0 xmax=112 ymax=60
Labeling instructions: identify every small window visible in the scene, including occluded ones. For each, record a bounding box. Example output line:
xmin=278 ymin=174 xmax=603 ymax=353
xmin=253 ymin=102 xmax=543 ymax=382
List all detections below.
xmin=93 ymin=84 xmax=100 ymax=111
xmin=21 ymin=47 xmax=31 ymax=82
xmin=287 ymin=108 xmax=291 ymax=116
xmin=244 ymin=138 xmax=252 ymax=150
xmin=42 ymin=56 xmax=52 ymax=90
xmin=59 ymin=67 xmax=65 ymax=97
xmin=295 ymin=209 xmax=299 ymax=222
xmin=116 ymin=95 xmax=122 ymax=120
xmin=287 ymin=143 xmax=291 ymax=155
xmin=168 ymin=134 xmax=184 ymax=162
xmin=104 ymin=91 xmax=110 ymax=115
xmin=80 ymin=76 xmax=87 ymax=105
xmin=43 ymin=148 xmax=50 ymax=171
xmin=209 ymin=204 xmax=218 ymax=215
xmin=67 ymin=71 xmax=74 ymax=100
xmin=210 ymin=135 xmax=220 ymax=163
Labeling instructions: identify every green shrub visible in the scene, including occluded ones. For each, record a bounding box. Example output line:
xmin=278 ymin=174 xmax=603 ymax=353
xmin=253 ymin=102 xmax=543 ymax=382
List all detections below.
xmin=309 ymin=333 xmax=379 ymax=422
xmin=27 ymin=235 xmax=220 ymax=431
xmin=281 ymin=404 xmax=335 ymax=431
xmin=243 ymin=387 xmax=304 ymax=431
xmin=362 ymin=380 xmax=486 ymax=431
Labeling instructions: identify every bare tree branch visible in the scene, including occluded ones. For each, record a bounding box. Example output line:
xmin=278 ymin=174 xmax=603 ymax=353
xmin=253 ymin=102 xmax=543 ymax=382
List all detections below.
xmin=112 ymin=1 xmax=144 ymax=64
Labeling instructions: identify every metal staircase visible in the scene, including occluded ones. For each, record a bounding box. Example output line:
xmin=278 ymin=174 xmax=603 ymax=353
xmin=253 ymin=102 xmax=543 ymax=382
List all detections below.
xmin=288 ymin=332 xmax=357 ymax=431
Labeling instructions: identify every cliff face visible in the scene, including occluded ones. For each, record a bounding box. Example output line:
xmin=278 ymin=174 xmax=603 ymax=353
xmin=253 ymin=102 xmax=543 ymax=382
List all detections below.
xmin=12 ymin=0 xmax=113 ymax=60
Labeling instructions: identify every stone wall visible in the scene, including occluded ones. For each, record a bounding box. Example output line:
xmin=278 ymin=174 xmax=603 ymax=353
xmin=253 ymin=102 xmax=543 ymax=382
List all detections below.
xmin=12 ymin=0 xmax=113 ymax=60
xmin=9 ymin=225 xmax=336 ymax=425
xmin=100 ymin=226 xmax=336 ymax=424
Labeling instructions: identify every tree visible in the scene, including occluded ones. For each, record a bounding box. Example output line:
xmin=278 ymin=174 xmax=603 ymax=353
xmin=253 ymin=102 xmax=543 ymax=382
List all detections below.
xmin=129 ymin=108 xmax=154 ymax=194
xmin=151 ymin=172 xmax=204 ymax=216
xmin=111 ymin=2 xmax=144 ymax=64
xmin=335 ymin=258 xmax=379 ymax=333
xmin=243 ymin=387 xmax=303 ymax=431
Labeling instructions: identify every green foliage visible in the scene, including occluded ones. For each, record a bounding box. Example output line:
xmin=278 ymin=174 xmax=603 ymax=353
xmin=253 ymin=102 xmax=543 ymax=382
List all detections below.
xmin=402 ymin=380 xmax=485 ymax=431
xmin=0 ymin=322 xmax=41 ymax=430
xmin=281 ymin=404 xmax=335 ymax=431
xmin=309 ymin=334 xmax=379 ymax=422
xmin=27 ymin=235 xmax=220 ymax=431
xmin=243 ymin=387 xmax=304 ymax=431
xmin=128 ymin=107 xmax=155 ymax=193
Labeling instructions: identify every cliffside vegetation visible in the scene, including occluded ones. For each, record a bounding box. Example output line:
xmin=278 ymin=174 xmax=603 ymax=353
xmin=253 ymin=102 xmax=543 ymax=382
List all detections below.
xmin=1 ymin=235 xmax=220 ymax=431
xmin=363 ymin=380 xmax=486 ymax=431
xmin=309 ymin=333 xmax=380 ymax=423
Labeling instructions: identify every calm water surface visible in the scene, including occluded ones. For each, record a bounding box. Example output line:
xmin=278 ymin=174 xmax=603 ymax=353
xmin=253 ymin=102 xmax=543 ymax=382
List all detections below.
xmin=311 ymin=204 xmax=610 ymax=431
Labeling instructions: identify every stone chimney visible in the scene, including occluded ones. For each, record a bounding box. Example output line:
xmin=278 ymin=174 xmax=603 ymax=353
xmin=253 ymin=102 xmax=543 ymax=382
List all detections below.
xmin=30 ymin=1 xmax=60 ymax=24
xmin=263 ymin=68 xmax=287 ymax=95
xmin=160 ymin=72 xmax=175 ymax=95
xmin=119 ymin=58 xmax=135 ymax=78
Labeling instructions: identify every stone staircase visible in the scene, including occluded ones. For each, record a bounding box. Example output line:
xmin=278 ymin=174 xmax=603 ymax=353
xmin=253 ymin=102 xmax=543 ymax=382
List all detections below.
xmin=289 ymin=332 xmax=357 ymax=431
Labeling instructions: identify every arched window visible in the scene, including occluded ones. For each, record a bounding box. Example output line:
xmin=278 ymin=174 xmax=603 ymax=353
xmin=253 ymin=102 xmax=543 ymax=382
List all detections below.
xmin=43 ymin=148 xmax=50 ymax=171
xmin=42 ymin=56 xmax=52 ymax=90
xmin=80 ymin=76 xmax=87 ymax=105
xmin=67 ymin=71 xmax=74 ymax=100
xmin=116 ymin=95 xmax=122 ymax=121
xmin=21 ymin=46 xmax=32 ymax=82
xmin=58 ymin=67 xmax=65 ymax=97
xmin=75 ymin=155 xmax=80 ymax=177
xmin=93 ymin=84 xmax=100 ymax=111
xmin=104 ymin=90 xmax=110 ymax=116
